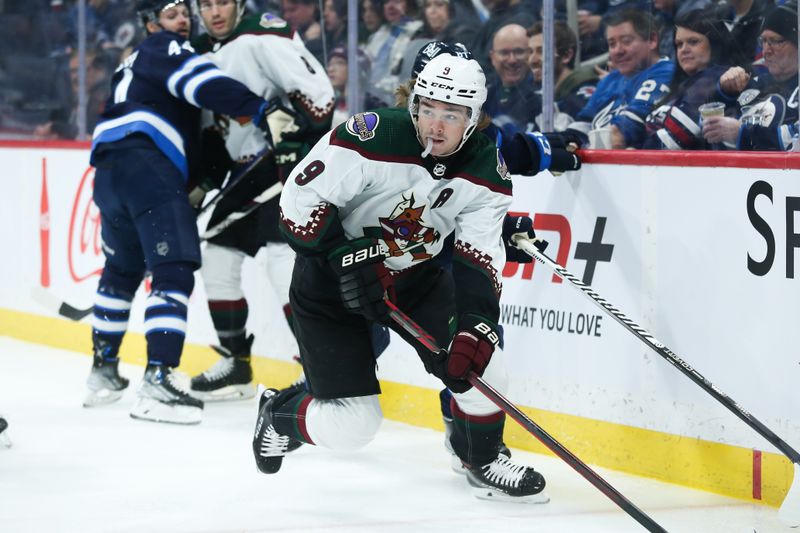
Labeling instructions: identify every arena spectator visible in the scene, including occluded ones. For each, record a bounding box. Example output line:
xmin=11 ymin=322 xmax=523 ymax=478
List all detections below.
xmin=416 ymin=0 xmax=477 ymax=45
xmin=712 ymin=0 xmax=771 ymax=63
xmin=361 ymin=0 xmax=384 ymax=35
xmin=470 ymin=0 xmax=536 ymax=73
xmin=326 ymin=46 xmax=376 ymax=126
xmin=562 ymin=0 xmax=651 ymax=62
xmin=704 ymin=3 xmax=799 ymax=150
xmin=364 ymin=0 xmax=422 ymax=106
xmin=34 ymin=47 xmax=111 ymax=140
xmin=555 ymin=9 xmax=674 ymax=149
xmin=281 ymin=0 xmax=324 ymax=62
xmin=528 ymin=21 xmax=597 ymax=130
xmin=651 ymin=0 xmax=711 ymax=58
xmin=323 ymin=0 xmax=349 ymax=50
xmin=643 ymin=9 xmax=738 ymax=149
xmin=485 ymin=23 xmax=540 ymax=137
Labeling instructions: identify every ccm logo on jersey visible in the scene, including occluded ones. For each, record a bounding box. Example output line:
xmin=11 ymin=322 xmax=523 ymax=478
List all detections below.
xmin=339 ymin=244 xmax=386 ymax=268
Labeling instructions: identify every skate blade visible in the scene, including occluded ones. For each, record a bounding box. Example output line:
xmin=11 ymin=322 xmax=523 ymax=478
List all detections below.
xmin=450 ymin=455 xmax=467 ymax=475
xmin=129 ymin=398 xmax=202 ymax=425
xmin=83 ymin=388 xmax=125 ymax=408
xmin=190 ymin=384 xmax=256 ymax=402
xmin=470 ymin=486 xmax=550 ymax=504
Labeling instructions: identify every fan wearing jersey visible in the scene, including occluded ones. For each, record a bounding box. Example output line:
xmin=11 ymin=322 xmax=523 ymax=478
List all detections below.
xmin=85 ymin=0 xmax=274 ymax=424
xmin=188 ymin=0 xmax=334 ymax=401
xmin=252 ymin=55 xmax=549 ymax=503
xmin=553 ymin=9 xmax=675 ymax=149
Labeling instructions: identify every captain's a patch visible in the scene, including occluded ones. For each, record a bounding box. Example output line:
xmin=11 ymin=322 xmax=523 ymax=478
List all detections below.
xmin=346 ymin=112 xmax=380 ymax=141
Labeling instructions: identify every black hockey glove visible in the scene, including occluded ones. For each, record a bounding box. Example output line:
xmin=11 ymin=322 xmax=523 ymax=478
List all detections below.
xmin=274 ymin=140 xmax=311 ymax=183
xmin=425 ymin=315 xmax=500 ymax=393
xmin=502 ymin=215 xmax=548 ymax=263
xmin=327 ymin=238 xmax=395 ymax=323
xmin=543 ymin=129 xmax=585 ymax=150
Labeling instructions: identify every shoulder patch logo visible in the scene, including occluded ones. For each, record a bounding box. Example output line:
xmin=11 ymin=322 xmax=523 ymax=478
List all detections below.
xmin=260 ymin=13 xmax=288 ymax=29
xmin=738 ymin=88 xmax=761 ymax=107
xmin=346 ymin=112 xmax=380 ymax=141
xmin=496 ymin=149 xmax=510 ymax=180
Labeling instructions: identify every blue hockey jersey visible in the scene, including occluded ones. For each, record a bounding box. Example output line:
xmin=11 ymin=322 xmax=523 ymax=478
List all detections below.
xmin=570 ymin=58 xmax=674 ymax=147
xmin=644 ymin=65 xmax=730 ymax=150
xmin=91 ymin=31 xmax=266 ymax=181
xmin=717 ymin=70 xmax=800 ymax=151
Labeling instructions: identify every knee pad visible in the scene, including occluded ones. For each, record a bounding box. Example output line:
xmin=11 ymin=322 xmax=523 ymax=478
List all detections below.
xmin=451 ymin=348 xmax=508 ymax=416
xmin=98 ymin=262 xmax=144 ymax=299
xmin=305 ymin=395 xmax=383 ymax=451
xmin=202 ymin=243 xmax=246 ymax=300
xmin=150 ymin=261 xmax=195 ymax=296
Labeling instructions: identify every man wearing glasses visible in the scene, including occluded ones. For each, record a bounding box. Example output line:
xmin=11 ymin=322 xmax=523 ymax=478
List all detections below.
xmin=485 ymin=23 xmax=540 ymax=138
xmin=705 ymin=3 xmax=799 ymax=150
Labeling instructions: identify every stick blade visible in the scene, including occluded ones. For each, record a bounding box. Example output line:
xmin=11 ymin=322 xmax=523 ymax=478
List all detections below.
xmin=29 ymin=286 xmax=93 ymax=321
xmin=779 ymin=462 xmax=800 ymax=528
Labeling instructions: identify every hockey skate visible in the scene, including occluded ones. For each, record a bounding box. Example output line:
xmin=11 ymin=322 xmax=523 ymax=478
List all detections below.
xmin=130 ymin=364 xmax=204 ymax=425
xmin=84 ymin=353 xmax=129 ymax=407
xmin=0 ymin=416 xmax=10 ymax=448
xmin=443 ymin=416 xmax=511 ymax=474
xmin=252 ymin=387 xmax=304 ymax=474
xmin=465 ymin=454 xmax=549 ymax=503
xmin=190 ymin=336 xmax=255 ymax=401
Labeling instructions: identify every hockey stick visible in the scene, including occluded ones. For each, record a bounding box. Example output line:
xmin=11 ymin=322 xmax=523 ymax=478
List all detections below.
xmin=201 ymin=181 xmax=283 ymax=241
xmin=195 ymin=145 xmax=273 ymax=218
xmin=30 ymin=286 xmax=93 ymax=321
xmin=195 ymin=97 xmax=294 ymax=218
xmin=513 ymin=236 xmax=800 ymax=527
xmin=385 ymin=299 xmax=668 ymax=533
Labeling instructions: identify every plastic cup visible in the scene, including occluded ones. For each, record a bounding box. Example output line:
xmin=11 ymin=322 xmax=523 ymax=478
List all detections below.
xmin=588 ymin=126 xmax=612 ymax=149
xmin=699 ymin=102 xmax=725 ymax=120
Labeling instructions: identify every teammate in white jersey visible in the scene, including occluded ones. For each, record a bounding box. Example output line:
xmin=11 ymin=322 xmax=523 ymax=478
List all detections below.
xmin=251 ymin=55 xmax=549 ymax=502
xmin=188 ymin=0 xmax=334 ymax=401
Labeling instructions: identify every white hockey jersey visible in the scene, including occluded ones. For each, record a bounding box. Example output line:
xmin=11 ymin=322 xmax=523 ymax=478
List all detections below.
xmin=193 ymin=13 xmax=334 ymax=161
xmin=279 ymin=108 xmax=513 ymax=321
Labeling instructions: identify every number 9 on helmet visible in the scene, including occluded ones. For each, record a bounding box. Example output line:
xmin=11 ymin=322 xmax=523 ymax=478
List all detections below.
xmin=409 ymin=54 xmax=488 ymax=155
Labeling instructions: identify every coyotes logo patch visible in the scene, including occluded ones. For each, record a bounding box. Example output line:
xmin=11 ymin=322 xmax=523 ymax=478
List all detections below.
xmin=366 ymin=194 xmax=440 ymax=261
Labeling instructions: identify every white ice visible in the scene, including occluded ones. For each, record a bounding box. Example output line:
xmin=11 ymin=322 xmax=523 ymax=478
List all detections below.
xmin=0 ymin=336 xmax=791 ymax=532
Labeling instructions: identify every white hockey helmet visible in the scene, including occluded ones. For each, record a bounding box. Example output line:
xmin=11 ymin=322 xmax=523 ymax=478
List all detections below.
xmin=409 ymin=54 xmax=488 ymax=155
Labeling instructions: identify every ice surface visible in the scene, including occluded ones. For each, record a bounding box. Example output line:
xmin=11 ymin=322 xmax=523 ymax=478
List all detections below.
xmin=0 ymin=337 xmax=790 ymax=532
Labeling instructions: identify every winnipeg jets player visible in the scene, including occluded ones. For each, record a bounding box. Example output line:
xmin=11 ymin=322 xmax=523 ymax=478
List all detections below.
xmin=86 ymin=0 xmax=274 ymax=424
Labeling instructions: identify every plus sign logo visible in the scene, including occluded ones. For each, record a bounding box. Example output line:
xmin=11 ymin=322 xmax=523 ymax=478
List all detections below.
xmin=502 ymin=213 xmax=614 ymax=285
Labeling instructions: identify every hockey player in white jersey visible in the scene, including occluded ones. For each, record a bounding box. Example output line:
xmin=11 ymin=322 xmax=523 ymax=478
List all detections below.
xmin=252 ymin=54 xmax=549 ymax=502
xmin=188 ymin=0 xmax=334 ymax=401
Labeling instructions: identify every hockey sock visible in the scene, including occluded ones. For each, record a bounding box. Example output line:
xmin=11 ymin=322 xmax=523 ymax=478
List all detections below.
xmin=145 ymin=262 xmax=195 ymax=368
xmin=449 ymin=396 xmax=506 ymax=467
xmin=92 ymin=264 xmax=143 ymax=360
xmin=439 ymin=388 xmax=453 ymax=419
xmin=271 ymin=385 xmax=315 ymax=444
xmin=209 ymin=298 xmax=250 ymax=358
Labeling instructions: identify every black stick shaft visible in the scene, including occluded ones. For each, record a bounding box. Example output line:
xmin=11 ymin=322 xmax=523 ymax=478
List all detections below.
xmin=385 ymin=300 xmax=669 ymax=533
xmin=515 ymin=238 xmax=800 ymax=464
